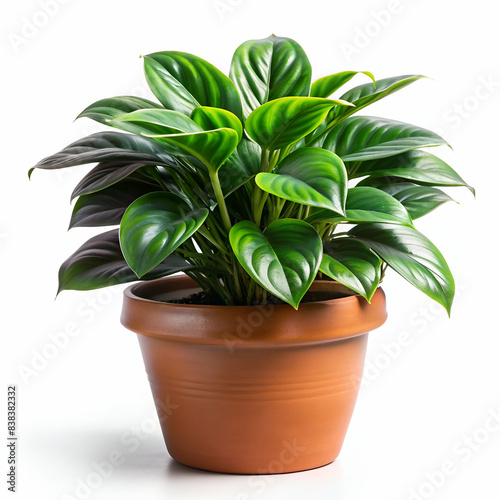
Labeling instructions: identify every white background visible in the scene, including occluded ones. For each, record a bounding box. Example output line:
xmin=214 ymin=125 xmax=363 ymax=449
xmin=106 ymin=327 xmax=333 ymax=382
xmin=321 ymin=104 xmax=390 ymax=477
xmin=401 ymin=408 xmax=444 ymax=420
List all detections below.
xmin=1 ymin=1 xmax=499 ymax=499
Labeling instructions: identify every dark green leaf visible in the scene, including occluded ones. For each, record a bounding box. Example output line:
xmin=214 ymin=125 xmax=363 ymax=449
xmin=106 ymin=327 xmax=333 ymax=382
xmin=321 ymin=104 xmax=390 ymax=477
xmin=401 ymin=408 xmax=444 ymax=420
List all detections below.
xmin=29 ymin=132 xmax=174 ymax=177
xmin=358 ymin=180 xmax=455 ymax=219
xmin=311 ymin=71 xmax=375 ymax=98
xmin=311 ymin=116 xmax=448 ymax=162
xmin=307 ymin=186 xmax=412 ymax=226
xmin=320 ymin=238 xmax=381 ymax=301
xmin=144 ymin=51 xmax=242 ymax=118
xmin=69 ymin=177 xmax=157 ymax=228
xmin=71 ymin=161 xmax=149 ymax=200
xmin=229 ymin=35 xmax=312 ymax=120
xmin=332 ymin=74 xmax=427 ymax=120
xmin=255 ymin=147 xmax=347 ymax=214
xmin=353 ymin=150 xmax=475 ymax=194
xmin=229 ymin=219 xmax=322 ymax=308
xmin=246 ymin=96 xmax=353 ymax=151
xmin=76 ymin=96 xmax=162 ymax=124
xmin=58 ymin=229 xmax=191 ymax=293
xmin=349 ymin=223 xmax=455 ymax=314
xmin=119 ymin=192 xmax=209 ymax=277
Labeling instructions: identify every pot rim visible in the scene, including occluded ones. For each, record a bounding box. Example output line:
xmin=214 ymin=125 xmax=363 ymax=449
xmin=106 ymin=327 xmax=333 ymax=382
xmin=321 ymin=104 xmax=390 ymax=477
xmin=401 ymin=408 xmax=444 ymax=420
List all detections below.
xmin=121 ymin=274 xmax=388 ymax=346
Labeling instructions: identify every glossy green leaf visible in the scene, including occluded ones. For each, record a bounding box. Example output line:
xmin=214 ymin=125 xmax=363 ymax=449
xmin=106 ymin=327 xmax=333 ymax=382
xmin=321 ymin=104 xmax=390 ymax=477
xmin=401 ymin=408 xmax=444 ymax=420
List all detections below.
xmin=229 ymin=219 xmax=322 ymax=308
xmin=332 ymin=74 xmax=427 ymax=120
xmin=145 ymin=128 xmax=239 ymax=173
xmin=58 ymin=229 xmax=191 ymax=293
xmin=246 ymin=97 xmax=353 ymax=151
xmin=119 ymin=192 xmax=209 ymax=277
xmin=191 ymin=106 xmax=243 ymax=141
xmin=108 ymin=108 xmax=203 ymax=136
xmin=312 ymin=116 xmax=448 ymax=162
xmin=349 ymin=223 xmax=455 ymax=314
xmin=71 ymin=161 xmax=149 ymax=200
xmin=255 ymin=147 xmax=347 ymax=214
xmin=29 ymin=132 xmax=174 ymax=177
xmin=76 ymin=96 xmax=162 ymax=124
xmin=308 ymin=186 xmax=413 ymax=226
xmin=353 ymin=150 xmax=475 ymax=194
xmin=144 ymin=51 xmax=242 ymax=118
xmin=229 ymin=35 xmax=312 ymax=120
xmin=70 ymin=177 xmax=157 ymax=228
xmin=320 ymin=239 xmax=381 ymax=301
xmin=370 ymin=182 xmax=456 ymax=219
xmin=311 ymin=71 xmax=375 ymax=98
xmin=219 ymin=139 xmax=261 ymax=196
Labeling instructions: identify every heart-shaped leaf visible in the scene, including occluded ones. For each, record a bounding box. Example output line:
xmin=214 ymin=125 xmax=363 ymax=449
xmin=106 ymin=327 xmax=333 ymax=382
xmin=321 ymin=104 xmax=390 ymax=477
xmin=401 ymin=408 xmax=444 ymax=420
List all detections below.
xmin=312 ymin=116 xmax=448 ymax=162
xmin=119 ymin=192 xmax=209 ymax=278
xmin=307 ymin=186 xmax=413 ymax=226
xmin=76 ymin=96 xmax=162 ymax=124
xmin=191 ymin=106 xmax=243 ymax=141
xmin=311 ymin=71 xmax=375 ymax=98
xmin=230 ymin=35 xmax=312 ymax=120
xmin=255 ymin=147 xmax=347 ymax=214
xmin=320 ymin=238 xmax=381 ymax=301
xmin=246 ymin=97 xmax=353 ymax=151
xmin=366 ymin=182 xmax=456 ymax=219
xmin=354 ymin=150 xmax=475 ymax=194
xmin=145 ymin=128 xmax=239 ymax=173
xmin=58 ymin=229 xmax=191 ymax=293
xmin=229 ymin=219 xmax=322 ymax=308
xmin=349 ymin=223 xmax=455 ymax=314
xmin=29 ymin=132 xmax=174 ymax=177
xmin=70 ymin=177 xmax=158 ymax=228
xmin=144 ymin=51 xmax=242 ymax=118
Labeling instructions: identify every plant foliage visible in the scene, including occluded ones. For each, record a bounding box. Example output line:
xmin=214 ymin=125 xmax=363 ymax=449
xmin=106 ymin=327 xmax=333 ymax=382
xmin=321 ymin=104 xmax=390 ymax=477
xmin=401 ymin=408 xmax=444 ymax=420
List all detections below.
xmin=31 ymin=35 xmax=474 ymax=313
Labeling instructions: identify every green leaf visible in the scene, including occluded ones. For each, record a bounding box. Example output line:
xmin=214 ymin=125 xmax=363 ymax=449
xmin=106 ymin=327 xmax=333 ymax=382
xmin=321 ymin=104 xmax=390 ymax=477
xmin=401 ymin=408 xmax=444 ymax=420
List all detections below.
xmin=69 ymin=177 xmax=157 ymax=228
xmin=29 ymin=132 xmax=174 ymax=177
xmin=119 ymin=192 xmax=209 ymax=277
xmin=76 ymin=96 xmax=162 ymax=124
xmin=353 ymin=150 xmax=475 ymax=194
xmin=245 ymin=96 xmax=353 ymax=151
xmin=229 ymin=219 xmax=322 ymax=308
xmin=229 ymin=35 xmax=312 ymax=120
xmin=108 ymin=108 xmax=203 ymax=136
xmin=349 ymin=223 xmax=455 ymax=314
xmin=307 ymin=186 xmax=412 ymax=226
xmin=71 ymin=161 xmax=149 ymax=200
xmin=144 ymin=51 xmax=242 ymax=118
xmin=369 ymin=182 xmax=456 ymax=219
xmin=255 ymin=147 xmax=347 ymax=214
xmin=311 ymin=71 xmax=375 ymax=98
xmin=219 ymin=139 xmax=261 ymax=196
xmin=191 ymin=106 xmax=243 ymax=141
xmin=320 ymin=239 xmax=381 ymax=301
xmin=145 ymin=128 xmax=239 ymax=173
xmin=312 ymin=116 xmax=448 ymax=162
xmin=332 ymin=74 xmax=427 ymax=120
xmin=58 ymin=229 xmax=191 ymax=293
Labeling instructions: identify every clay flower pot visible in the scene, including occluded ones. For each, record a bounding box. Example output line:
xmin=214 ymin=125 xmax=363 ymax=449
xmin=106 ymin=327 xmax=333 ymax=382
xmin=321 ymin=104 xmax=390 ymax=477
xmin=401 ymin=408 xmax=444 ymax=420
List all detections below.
xmin=121 ymin=275 xmax=387 ymax=474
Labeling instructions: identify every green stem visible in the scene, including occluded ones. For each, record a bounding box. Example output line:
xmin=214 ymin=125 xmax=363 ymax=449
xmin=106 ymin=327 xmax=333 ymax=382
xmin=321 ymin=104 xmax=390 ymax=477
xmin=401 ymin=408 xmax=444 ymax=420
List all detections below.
xmin=209 ymin=170 xmax=232 ymax=233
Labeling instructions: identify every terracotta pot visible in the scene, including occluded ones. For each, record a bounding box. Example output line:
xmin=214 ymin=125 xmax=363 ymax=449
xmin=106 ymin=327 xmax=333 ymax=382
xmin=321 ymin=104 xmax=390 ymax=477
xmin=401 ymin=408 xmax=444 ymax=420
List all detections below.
xmin=121 ymin=275 xmax=387 ymax=474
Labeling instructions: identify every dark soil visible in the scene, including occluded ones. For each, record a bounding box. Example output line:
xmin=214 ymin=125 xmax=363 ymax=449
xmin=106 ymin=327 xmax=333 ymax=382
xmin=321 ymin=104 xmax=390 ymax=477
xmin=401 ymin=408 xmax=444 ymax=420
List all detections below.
xmin=166 ymin=289 xmax=350 ymax=306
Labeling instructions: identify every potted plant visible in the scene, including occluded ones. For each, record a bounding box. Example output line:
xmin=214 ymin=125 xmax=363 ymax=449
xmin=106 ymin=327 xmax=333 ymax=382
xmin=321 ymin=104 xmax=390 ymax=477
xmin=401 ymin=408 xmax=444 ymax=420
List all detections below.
xmin=30 ymin=35 xmax=473 ymax=474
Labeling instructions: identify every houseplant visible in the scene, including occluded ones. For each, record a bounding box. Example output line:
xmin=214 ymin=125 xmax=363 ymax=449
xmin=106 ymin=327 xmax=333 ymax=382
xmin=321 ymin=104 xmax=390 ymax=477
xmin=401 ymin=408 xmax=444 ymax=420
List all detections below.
xmin=30 ymin=35 xmax=473 ymax=473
